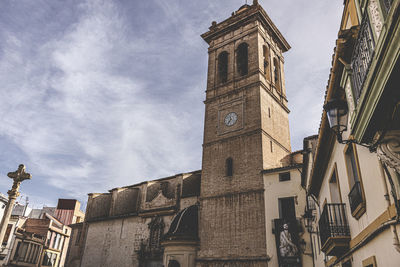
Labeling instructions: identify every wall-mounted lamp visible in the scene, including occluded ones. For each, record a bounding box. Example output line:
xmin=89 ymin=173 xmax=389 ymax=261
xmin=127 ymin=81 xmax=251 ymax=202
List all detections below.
xmin=323 ymin=98 xmax=373 ymax=150
xmin=323 ymin=98 xmax=349 ymax=144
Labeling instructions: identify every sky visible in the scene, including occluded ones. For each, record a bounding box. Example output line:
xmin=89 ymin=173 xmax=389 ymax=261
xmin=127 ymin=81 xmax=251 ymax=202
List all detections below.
xmin=0 ymin=0 xmax=343 ymax=208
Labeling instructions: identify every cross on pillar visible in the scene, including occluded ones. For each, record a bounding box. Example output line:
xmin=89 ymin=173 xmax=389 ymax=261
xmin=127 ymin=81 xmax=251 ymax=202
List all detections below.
xmin=0 ymin=164 xmax=32 ymax=247
xmin=7 ymin=164 xmax=32 ymax=198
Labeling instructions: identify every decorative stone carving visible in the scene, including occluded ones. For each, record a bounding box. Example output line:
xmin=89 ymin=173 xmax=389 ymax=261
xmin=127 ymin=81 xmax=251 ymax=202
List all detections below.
xmin=377 ymin=130 xmax=400 ymax=173
xmin=369 ymin=0 xmax=383 ymax=39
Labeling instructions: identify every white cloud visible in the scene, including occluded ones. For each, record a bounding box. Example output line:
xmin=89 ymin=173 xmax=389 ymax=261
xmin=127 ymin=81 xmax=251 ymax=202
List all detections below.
xmin=0 ymin=0 xmax=344 ymax=206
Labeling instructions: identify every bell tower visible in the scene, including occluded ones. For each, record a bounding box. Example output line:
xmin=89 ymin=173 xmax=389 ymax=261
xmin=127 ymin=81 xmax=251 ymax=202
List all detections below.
xmin=198 ymin=1 xmax=291 ymax=266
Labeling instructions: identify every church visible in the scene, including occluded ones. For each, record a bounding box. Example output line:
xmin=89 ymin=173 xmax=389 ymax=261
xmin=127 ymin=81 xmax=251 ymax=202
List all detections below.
xmin=66 ymin=1 xmax=313 ymax=266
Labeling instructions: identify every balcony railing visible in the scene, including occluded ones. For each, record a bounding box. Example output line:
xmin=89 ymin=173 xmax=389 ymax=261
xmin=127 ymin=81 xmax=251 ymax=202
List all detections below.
xmin=348 ymin=181 xmax=364 ymax=214
xmin=383 ymin=0 xmax=393 ymax=14
xmin=351 ymin=15 xmax=375 ymax=102
xmin=319 ymin=203 xmax=350 ymax=256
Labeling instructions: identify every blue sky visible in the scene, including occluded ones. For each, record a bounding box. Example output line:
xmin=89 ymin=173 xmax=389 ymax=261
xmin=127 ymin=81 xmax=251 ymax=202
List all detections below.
xmin=0 ymin=0 xmax=343 ymax=208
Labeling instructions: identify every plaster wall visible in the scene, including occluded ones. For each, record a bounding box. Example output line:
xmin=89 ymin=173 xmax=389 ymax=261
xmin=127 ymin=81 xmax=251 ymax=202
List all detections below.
xmin=314 ymin=140 xmax=394 ymax=266
xmin=316 ymin=142 xmax=388 ymax=237
xmin=263 ymin=169 xmax=313 ymax=267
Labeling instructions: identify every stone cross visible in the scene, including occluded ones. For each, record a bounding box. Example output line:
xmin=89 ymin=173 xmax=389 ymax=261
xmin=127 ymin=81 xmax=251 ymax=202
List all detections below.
xmin=0 ymin=164 xmax=31 ymax=247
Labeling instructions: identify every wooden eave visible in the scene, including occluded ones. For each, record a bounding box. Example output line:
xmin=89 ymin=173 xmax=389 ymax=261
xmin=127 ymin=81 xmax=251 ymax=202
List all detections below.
xmin=308 ymin=31 xmax=356 ymax=197
xmin=201 ymin=4 xmax=290 ymax=52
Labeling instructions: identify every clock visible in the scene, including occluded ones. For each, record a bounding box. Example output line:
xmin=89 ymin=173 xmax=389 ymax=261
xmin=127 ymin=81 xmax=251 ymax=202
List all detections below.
xmin=224 ymin=112 xmax=238 ymax=126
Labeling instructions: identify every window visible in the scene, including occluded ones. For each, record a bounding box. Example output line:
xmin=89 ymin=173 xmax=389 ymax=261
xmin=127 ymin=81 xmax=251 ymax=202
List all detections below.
xmin=362 ymin=256 xmax=377 ymax=267
xmin=270 ymin=141 xmax=273 ymax=152
xmin=42 ymin=251 xmax=58 ymax=266
xmin=237 ymin=43 xmax=248 ymax=76
xmin=278 ymin=197 xmax=296 ymax=223
xmin=226 ymin=157 xmax=233 ymax=177
xmin=2 ymin=224 xmax=12 ymax=245
xmin=168 ymin=260 xmax=181 ymax=267
xmin=148 ymin=216 xmax=164 ymax=251
xmin=342 ymin=259 xmax=352 ymax=267
xmin=13 ymin=242 xmax=21 ymax=260
xmin=217 ymin=51 xmax=228 ymax=84
xmin=263 ymin=45 xmax=270 ymax=80
xmin=75 ymin=228 xmax=82 ymax=245
xmin=268 ymin=107 xmax=271 ymax=118
xmin=344 ymin=144 xmax=366 ymax=218
xmin=329 ymin=165 xmax=342 ymax=203
xmin=279 ymin=172 xmax=290 ymax=182
xmin=273 ymin=58 xmax=281 ymax=93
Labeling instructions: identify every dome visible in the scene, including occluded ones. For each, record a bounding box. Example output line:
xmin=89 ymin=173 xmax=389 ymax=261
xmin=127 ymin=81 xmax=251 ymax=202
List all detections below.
xmin=164 ymin=205 xmax=198 ymax=241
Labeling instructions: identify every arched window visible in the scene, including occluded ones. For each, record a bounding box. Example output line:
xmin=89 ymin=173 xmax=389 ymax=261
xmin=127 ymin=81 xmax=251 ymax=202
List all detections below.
xmin=226 ymin=157 xmax=233 ymax=177
xmin=237 ymin=43 xmax=248 ymax=76
xmin=273 ymin=57 xmax=281 ymax=93
xmin=218 ymin=51 xmax=228 ymax=84
xmin=148 ymin=216 xmax=164 ymax=251
xmin=263 ymin=45 xmax=270 ymax=80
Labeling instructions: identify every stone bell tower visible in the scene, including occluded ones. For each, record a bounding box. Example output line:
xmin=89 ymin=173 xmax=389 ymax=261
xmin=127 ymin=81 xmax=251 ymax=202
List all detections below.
xmin=198 ymin=1 xmax=291 ymax=266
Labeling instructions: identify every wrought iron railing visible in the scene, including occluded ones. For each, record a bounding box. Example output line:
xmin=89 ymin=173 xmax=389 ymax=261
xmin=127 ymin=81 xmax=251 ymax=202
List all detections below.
xmin=351 ymin=15 xmax=375 ymax=102
xmin=348 ymin=181 xmax=363 ymax=213
xmin=319 ymin=203 xmax=350 ymax=247
xmin=383 ymin=0 xmax=393 ymax=14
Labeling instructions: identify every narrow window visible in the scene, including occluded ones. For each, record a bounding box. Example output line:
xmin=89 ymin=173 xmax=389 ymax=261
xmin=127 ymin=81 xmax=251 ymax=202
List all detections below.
xmin=270 ymin=141 xmax=273 ymax=152
xmin=217 ymin=51 xmax=228 ymax=84
xmin=279 ymin=172 xmax=290 ymax=182
xmin=226 ymin=157 xmax=233 ymax=176
xmin=237 ymin=43 xmax=248 ymax=76
xmin=329 ymin=166 xmax=342 ymax=203
xmin=344 ymin=144 xmax=365 ymax=218
xmin=278 ymin=197 xmax=296 ymax=222
xmin=268 ymin=107 xmax=271 ymax=118
xmin=2 ymin=224 xmax=12 ymax=245
xmin=263 ymin=45 xmax=270 ymax=80
xmin=13 ymin=242 xmax=21 ymax=260
xmin=273 ymin=57 xmax=281 ymax=93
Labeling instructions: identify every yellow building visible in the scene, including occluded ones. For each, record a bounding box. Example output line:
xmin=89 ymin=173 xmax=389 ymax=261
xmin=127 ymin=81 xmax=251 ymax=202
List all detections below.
xmin=304 ymin=0 xmax=400 ymax=266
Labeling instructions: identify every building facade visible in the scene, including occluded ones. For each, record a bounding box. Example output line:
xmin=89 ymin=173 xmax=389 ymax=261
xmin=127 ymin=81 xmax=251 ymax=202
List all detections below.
xmin=72 ymin=1 xmax=316 ymax=267
xmin=304 ymin=0 xmax=400 ymax=267
xmin=7 ymin=213 xmax=71 ymax=267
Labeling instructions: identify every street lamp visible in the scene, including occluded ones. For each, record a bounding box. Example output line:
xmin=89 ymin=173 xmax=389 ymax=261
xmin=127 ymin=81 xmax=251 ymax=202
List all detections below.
xmin=323 ymin=98 xmax=349 ymax=143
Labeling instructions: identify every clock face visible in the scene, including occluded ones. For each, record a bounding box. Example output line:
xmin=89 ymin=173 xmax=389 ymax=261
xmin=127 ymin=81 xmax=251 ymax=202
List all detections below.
xmin=224 ymin=112 xmax=238 ymax=126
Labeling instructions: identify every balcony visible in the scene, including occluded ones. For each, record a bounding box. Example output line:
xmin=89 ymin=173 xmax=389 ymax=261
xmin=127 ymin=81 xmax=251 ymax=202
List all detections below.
xmin=319 ymin=203 xmax=350 ymax=256
xmin=348 ymin=181 xmax=366 ymax=218
xmin=351 ymin=15 xmax=375 ymax=102
xmin=383 ymin=0 xmax=393 ymax=14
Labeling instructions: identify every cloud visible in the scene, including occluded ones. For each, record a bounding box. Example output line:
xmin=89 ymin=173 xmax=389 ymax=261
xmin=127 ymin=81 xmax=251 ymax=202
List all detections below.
xmin=0 ymin=0 xmax=344 ymax=207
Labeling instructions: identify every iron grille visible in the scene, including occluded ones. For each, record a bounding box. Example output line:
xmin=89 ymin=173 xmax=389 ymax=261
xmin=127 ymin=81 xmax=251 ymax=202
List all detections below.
xmin=318 ymin=203 xmax=350 ymax=247
xmin=348 ymin=181 xmax=363 ymax=213
xmin=351 ymin=15 xmax=375 ymax=102
xmin=383 ymin=0 xmax=393 ymax=14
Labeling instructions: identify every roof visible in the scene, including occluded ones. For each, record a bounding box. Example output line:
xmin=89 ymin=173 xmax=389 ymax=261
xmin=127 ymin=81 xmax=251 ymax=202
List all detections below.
xmin=262 ymin=163 xmax=303 ymax=174
xmin=201 ymin=1 xmax=290 ymax=52
xmin=308 ymin=26 xmax=359 ymax=197
xmin=164 ymin=205 xmax=199 ymax=241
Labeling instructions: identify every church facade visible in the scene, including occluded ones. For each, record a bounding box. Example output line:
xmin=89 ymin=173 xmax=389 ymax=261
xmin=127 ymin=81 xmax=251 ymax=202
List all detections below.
xmin=70 ymin=1 xmax=313 ymax=267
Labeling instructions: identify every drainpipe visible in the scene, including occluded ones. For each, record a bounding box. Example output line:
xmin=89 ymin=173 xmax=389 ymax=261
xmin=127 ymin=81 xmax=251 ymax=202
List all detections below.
xmin=379 ymin=162 xmax=400 ymax=253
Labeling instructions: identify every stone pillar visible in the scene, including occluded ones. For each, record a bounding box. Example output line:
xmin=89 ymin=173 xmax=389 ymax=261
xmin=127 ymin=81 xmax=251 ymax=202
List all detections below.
xmin=0 ymin=164 xmax=31 ymax=245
